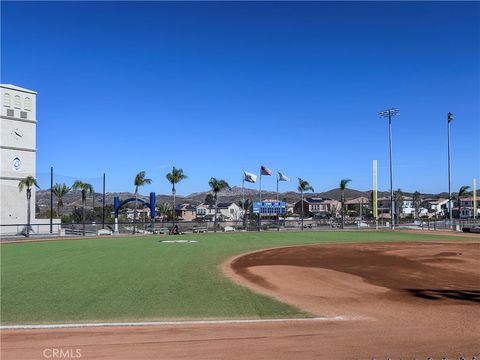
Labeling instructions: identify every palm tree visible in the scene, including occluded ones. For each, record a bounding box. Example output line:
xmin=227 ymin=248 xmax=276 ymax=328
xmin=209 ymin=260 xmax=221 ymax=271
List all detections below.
xmin=72 ymin=180 xmax=94 ymax=236
xmin=166 ymin=167 xmax=187 ymax=227
xmin=18 ymin=176 xmax=39 ymax=237
xmin=157 ymin=202 xmax=172 ymax=222
xmin=297 ymin=178 xmax=314 ymax=231
xmin=133 ymin=171 xmax=152 ymax=234
xmin=394 ymin=188 xmax=404 ymax=225
xmin=457 ymin=185 xmax=471 ymax=219
xmin=339 ymin=179 xmax=351 ymax=229
xmin=412 ymin=191 xmax=422 ymax=219
xmin=238 ymin=199 xmax=252 ymax=228
xmin=52 ymin=183 xmax=71 ymax=219
xmin=208 ymin=178 xmax=230 ymax=232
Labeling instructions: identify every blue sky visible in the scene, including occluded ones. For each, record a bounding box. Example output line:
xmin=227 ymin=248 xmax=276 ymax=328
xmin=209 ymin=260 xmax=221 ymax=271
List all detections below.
xmin=2 ymin=1 xmax=479 ymax=195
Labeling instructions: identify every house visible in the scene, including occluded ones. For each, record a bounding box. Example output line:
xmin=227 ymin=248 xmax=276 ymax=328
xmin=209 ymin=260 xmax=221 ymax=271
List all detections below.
xmin=124 ymin=208 xmax=150 ymax=220
xmin=377 ymin=196 xmax=414 ymax=217
xmin=345 ymin=196 xmax=370 ymax=217
xmin=217 ymin=202 xmax=244 ymax=221
xmin=196 ymin=202 xmax=244 ymax=221
xmin=458 ymin=197 xmax=480 ymax=218
xmin=401 ymin=196 xmax=415 ymax=216
xmin=294 ymin=198 xmax=340 ymax=218
xmin=423 ymin=198 xmax=450 ymax=216
xmin=196 ymin=203 xmax=216 ymax=221
xmin=175 ymin=204 xmax=197 ymax=221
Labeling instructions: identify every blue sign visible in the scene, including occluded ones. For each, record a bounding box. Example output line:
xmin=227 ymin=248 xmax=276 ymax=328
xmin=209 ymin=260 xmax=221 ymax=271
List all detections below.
xmin=253 ymin=201 xmax=286 ymax=214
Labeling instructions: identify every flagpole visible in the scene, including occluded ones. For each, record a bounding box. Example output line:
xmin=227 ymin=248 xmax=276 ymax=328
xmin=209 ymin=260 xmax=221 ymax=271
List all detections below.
xmin=242 ymin=177 xmax=245 ymax=212
xmin=276 ymin=172 xmax=279 ymax=201
xmin=258 ymin=165 xmax=262 ymax=232
xmin=276 ymin=172 xmax=280 ymax=231
xmin=259 ymin=174 xmax=262 ymax=201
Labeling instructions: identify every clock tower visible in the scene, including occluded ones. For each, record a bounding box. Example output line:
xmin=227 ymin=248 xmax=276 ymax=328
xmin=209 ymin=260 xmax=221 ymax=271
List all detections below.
xmin=1 ymin=84 xmax=39 ymax=235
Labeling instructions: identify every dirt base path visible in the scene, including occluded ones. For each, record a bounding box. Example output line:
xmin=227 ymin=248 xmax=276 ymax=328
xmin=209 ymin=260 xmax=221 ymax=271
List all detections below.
xmin=2 ymin=241 xmax=479 ymax=359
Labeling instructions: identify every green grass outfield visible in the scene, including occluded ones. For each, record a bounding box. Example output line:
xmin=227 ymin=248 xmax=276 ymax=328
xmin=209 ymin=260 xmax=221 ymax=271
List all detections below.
xmin=1 ymin=231 xmax=476 ymax=325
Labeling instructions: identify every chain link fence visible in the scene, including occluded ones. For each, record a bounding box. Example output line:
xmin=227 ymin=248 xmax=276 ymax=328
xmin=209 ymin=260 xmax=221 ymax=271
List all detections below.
xmin=2 ymin=217 xmax=479 ymax=241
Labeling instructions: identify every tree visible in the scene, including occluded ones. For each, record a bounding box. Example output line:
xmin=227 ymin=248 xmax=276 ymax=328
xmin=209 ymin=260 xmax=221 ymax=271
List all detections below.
xmin=297 ymin=178 xmax=314 ymax=231
xmin=157 ymin=202 xmax=172 ymax=222
xmin=339 ymin=179 xmax=351 ymax=229
xmin=238 ymin=199 xmax=252 ymax=228
xmin=72 ymin=180 xmax=94 ymax=236
xmin=394 ymin=188 xmax=404 ymax=224
xmin=166 ymin=167 xmax=187 ymax=227
xmin=51 ymin=183 xmax=71 ymax=219
xmin=18 ymin=176 xmax=39 ymax=237
xmin=204 ymin=193 xmax=215 ymax=205
xmin=208 ymin=178 xmax=230 ymax=232
xmin=412 ymin=191 xmax=422 ymax=219
xmin=133 ymin=171 xmax=152 ymax=234
xmin=457 ymin=185 xmax=471 ymax=218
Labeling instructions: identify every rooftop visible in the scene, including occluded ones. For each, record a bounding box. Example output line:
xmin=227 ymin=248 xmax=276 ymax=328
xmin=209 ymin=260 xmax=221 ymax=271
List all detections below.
xmin=0 ymin=84 xmax=37 ymax=94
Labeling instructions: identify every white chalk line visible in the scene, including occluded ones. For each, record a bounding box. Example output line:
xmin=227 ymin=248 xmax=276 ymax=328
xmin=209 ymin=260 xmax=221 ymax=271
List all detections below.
xmin=1 ymin=316 xmax=347 ymax=330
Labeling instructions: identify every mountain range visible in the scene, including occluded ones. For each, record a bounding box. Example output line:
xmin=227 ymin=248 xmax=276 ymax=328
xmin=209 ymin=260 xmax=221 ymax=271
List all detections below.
xmin=35 ymin=187 xmax=454 ymax=213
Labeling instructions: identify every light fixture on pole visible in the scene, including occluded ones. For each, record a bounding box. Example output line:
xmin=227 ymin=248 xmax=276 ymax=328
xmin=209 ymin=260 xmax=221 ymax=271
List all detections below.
xmin=447 ymin=112 xmax=454 ymax=229
xmin=379 ymin=108 xmax=400 ymax=230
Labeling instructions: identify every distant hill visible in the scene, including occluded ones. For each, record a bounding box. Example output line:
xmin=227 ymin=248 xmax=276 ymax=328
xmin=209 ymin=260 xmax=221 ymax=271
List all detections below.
xmin=35 ymin=186 xmax=461 ymax=214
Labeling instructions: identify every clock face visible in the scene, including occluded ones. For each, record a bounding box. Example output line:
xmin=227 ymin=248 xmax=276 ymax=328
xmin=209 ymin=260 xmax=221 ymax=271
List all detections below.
xmin=12 ymin=156 xmax=21 ymax=170
xmin=12 ymin=128 xmax=23 ymax=140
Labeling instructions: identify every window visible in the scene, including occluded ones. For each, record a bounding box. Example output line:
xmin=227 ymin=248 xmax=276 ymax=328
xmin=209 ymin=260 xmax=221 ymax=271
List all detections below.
xmin=24 ymin=97 xmax=31 ymax=111
xmin=3 ymin=93 xmax=11 ymax=107
xmin=20 ymin=111 xmax=28 ymax=119
xmin=7 ymin=109 xmax=14 ymax=117
xmin=14 ymin=96 xmax=21 ymax=109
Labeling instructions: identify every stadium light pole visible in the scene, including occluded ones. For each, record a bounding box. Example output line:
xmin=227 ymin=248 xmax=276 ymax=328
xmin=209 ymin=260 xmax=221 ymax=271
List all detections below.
xmin=379 ymin=108 xmax=400 ymax=230
xmin=447 ymin=112 xmax=453 ymax=229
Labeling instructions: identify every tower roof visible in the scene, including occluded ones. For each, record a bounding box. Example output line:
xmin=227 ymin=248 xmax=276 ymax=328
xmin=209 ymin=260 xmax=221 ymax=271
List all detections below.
xmin=0 ymin=84 xmax=37 ymax=94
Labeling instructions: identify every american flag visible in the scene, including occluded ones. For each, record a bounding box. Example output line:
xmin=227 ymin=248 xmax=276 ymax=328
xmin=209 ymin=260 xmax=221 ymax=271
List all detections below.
xmin=261 ymin=165 xmax=272 ymax=176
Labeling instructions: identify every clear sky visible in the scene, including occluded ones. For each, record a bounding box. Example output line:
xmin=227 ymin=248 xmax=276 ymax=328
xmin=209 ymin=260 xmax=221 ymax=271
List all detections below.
xmin=2 ymin=1 xmax=479 ymax=196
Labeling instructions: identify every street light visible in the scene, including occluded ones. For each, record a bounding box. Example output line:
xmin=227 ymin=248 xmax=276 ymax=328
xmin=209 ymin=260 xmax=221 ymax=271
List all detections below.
xmin=447 ymin=112 xmax=454 ymax=229
xmin=379 ymin=108 xmax=400 ymax=230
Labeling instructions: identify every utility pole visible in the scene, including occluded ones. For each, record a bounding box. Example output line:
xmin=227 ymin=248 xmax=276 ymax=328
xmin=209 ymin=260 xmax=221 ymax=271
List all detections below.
xmin=379 ymin=108 xmax=400 ymax=230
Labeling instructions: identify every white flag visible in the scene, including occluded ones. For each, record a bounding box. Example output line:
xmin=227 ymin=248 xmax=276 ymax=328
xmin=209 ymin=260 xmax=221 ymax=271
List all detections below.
xmin=278 ymin=172 xmax=290 ymax=182
xmin=244 ymin=171 xmax=257 ymax=183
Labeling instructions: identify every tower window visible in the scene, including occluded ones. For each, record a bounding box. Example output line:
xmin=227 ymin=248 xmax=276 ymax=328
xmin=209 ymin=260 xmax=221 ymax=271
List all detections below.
xmin=7 ymin=109 xmax=14 ymax=117
xmin=3 ymin=93 xmax=11 ymax=107
xmin=20 ymin=111 xmax=28 ymax=119
xmin=14 ymin=95 xmax=21 ymax=109
xmin=24 ymin=97 xmax=31 ymax=111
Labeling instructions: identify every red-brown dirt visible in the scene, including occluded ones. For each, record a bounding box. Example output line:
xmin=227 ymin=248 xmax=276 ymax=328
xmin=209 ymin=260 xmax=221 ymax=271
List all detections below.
xmin=1 ymin=241 xmax=479 ymax=359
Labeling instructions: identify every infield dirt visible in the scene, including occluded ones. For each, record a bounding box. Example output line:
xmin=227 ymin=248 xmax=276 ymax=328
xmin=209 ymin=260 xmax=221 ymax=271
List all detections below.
xmin=2 ymin=240 xmax=479 ymax=359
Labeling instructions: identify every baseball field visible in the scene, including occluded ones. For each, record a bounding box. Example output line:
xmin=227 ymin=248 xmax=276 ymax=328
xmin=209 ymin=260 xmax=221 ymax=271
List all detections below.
xmin=1 ymin=230 xmax=479 ymax=359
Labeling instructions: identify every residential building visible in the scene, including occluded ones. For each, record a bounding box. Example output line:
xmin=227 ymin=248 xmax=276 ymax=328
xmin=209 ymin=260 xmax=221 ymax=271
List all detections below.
xmin=196 ymin=202 xmax=244 ymax=221
xmin=217 ymin=202 xmax=244 ymax=221
xmin=175 ymin=204 xmax=197 ymax=221
xmin=196 ymin=203 xmax=216 ymax=220
xmin=458 ymin=197 xmax=480 ymax=218
xmin=378 ymin=196 xmax=415 ymax=217
xmin=423 ymin=198 xmax=450 ymax=216
xmin=345 ymin=196 xmax=370 ymax=217
xmin=294 ymin=198 xmax=340 ymax=218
